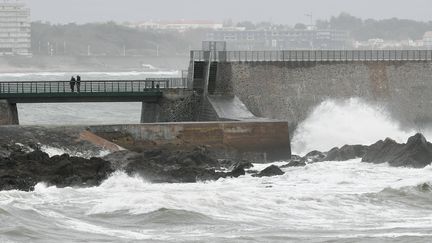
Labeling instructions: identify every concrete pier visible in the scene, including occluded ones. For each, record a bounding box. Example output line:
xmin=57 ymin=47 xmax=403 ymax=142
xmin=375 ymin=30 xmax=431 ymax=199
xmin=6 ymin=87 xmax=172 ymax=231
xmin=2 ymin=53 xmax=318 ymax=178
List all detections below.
xmin=0 ymin=100 xmax=18 ymax=125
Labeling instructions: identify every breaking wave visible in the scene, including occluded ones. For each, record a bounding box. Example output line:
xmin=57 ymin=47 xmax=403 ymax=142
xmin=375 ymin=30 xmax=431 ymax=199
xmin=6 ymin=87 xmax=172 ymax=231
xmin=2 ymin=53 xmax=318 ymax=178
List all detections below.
xmin=291 ymin=98 xmax=415 ymax=155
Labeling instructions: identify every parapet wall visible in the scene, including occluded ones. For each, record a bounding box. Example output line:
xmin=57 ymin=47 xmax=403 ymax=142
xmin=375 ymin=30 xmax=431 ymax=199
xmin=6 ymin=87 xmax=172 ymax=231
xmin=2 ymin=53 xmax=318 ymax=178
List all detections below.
xmin=216 ymin=61 xmax=432 ymax=130
xmin=90 ymin=121 xmax=291 ymax=161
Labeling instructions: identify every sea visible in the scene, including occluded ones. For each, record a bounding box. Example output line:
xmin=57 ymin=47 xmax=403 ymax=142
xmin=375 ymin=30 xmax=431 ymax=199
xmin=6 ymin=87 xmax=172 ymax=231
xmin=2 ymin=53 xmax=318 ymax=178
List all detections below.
xmin=1 ymin=72 xmax=432 ymax=242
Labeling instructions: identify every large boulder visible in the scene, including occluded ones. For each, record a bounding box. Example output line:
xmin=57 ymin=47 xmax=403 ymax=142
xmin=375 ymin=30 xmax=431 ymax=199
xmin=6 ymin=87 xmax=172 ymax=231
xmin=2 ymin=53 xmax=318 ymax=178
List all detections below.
xmin=254 ymin=165 xmax=285 ymax=177
xmin=302 ymin=150 xmax=326 ymax=163
xmin=323 ymin=145 xmax=368 ymax=161
xmin=281 ymin=160 xmax=306 ymax=168
xmin=362 ymin=133 xmax=432 ymax=168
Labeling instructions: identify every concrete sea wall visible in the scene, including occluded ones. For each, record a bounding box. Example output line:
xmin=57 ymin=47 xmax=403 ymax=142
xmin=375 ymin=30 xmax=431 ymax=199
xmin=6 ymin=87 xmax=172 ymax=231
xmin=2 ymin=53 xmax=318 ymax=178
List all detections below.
xmin=216 ymin=61 xmax=432 ymax=130
xmin=90 ymin=121 xmax=291 ymax=161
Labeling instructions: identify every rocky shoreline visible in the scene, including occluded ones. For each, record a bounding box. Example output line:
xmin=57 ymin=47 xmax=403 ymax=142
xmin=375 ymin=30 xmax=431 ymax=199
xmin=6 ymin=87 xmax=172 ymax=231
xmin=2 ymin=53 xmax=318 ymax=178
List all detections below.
xmin=1 ymin=128 xmax=431 ymax=191
xmin=0 ymin=143 xmax=283 ymax=191
xmin=284 ymin=133 xmax=432 ymax=169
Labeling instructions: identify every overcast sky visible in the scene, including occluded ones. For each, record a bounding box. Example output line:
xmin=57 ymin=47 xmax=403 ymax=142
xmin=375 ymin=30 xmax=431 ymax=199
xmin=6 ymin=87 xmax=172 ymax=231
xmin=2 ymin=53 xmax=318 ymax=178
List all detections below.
xmin=22 ymin=0 xmax=432 ymax=24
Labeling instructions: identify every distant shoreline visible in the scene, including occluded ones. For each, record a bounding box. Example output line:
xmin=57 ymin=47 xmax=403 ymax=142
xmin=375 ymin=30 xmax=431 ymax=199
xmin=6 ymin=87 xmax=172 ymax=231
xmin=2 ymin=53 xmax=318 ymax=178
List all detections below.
xmin=0 ymin=55 xmax=189 ymax=73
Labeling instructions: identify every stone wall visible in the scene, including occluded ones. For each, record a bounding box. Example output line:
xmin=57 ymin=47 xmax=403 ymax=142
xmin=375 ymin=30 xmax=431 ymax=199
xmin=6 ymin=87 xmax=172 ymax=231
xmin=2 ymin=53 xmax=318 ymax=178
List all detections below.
xmin=141 ymin=90 xmax=202 ymax=123
xmin=216 ymin=61 xmax=432 ymax=130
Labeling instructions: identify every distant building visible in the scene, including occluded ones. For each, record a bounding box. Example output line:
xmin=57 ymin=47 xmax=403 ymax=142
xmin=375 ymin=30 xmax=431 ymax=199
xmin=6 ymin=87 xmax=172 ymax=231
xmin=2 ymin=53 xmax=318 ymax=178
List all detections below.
xmin=132 ymin=20 xmax=223 ymax=32
xmin=0 ymin=0 xmax=31 ymax=56
xmin=206 ymin=29 xmax=351 ymax=50
xmin=424 ymin=31 xmax=432 ymax=49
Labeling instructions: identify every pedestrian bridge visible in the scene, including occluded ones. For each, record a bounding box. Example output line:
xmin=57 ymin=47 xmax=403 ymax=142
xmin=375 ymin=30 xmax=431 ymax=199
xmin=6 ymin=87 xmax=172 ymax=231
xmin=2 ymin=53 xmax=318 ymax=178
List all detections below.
xmin=0 ymin=78 xmax=191 ymax=125
xmin=0 ymin=78 xmax=187 ymax=103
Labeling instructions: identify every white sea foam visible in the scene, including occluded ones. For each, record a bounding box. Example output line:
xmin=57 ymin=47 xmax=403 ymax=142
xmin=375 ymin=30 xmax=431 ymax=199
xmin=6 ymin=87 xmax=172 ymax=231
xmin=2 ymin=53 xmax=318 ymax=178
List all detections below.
xmin=40 ymin=145 xmax=110 ymax=158
xmin=3 ymin=161 xmax=432 ymax=241
xmin=291 ymin=98 xmax=415 ymax=155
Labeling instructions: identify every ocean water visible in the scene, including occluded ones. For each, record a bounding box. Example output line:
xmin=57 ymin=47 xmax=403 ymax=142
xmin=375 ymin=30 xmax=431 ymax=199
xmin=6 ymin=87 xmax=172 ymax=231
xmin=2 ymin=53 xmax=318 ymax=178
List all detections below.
xmin=2 ymin=72 xmax=432 ymax=242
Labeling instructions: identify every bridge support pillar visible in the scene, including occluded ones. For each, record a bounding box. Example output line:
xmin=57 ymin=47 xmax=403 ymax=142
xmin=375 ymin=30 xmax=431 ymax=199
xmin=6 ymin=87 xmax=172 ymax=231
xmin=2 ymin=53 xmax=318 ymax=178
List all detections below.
xmin=140 ymin=102 xmax=161 ymax=123
xmin=0 ymin=100 xmax=19 ymax=125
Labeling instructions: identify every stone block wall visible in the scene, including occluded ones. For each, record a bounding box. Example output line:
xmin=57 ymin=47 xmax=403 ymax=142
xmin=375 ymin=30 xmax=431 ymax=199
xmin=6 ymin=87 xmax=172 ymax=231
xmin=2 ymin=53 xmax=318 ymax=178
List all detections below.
xmin=216 ymin=61 xmax=432 ymax=130
xmin=141 ymin=90 xmax=202 ymax=123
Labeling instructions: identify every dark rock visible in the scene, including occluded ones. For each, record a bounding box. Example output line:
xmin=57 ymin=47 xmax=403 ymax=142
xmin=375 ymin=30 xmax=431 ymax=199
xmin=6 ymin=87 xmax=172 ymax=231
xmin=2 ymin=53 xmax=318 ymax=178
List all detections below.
xmin=303 ymin=150 xmax=326 ymax=163
xmin=0 ymin=149 xmax=114 ymax=191
xmin=281 ymin=160 xmax=306 ymax=168
xmin=362 ymin=133 xmax=432 ymax=168
xmin=103 ymin=150 xmax=141 ymax=170
xmin=323 ymin=145 xmax=368 ymax=161
xmin=254 ymin=165 xmax=285 ymax=177
xmin=227 ymin=163 xmax=248 ymax=178
xmin=219 ymin=159 xmax=253 ymax=171
xmin=228 ymin=167 xmax=246 ymax=178
xmin=125 ymin=146 xmax=226 ymax=183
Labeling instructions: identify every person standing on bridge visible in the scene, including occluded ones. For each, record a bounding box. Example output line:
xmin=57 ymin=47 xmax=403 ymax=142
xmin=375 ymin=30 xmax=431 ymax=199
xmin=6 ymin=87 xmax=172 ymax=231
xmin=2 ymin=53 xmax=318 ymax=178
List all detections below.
xmin=70 ymin=76 xmax=76 ymax=92
xmin=76 ymin=75 xmax=81 ymax=92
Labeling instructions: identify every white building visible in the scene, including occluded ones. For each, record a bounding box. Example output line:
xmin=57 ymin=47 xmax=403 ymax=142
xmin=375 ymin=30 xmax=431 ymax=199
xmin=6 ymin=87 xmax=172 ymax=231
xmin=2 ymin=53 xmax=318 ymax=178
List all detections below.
xmin=0 ymin=0 xmax=31 ymax=56
xmin=424 ymin=31 xmax=432 ymax=49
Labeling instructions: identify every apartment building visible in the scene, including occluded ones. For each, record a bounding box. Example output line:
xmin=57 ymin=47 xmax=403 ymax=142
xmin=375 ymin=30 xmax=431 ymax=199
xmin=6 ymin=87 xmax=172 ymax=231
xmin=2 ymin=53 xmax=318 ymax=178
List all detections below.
xmin=424 ymin=31 xmax=432 ymax=49
xmin=0 ymin=0 xmax=31 ymax=56
xmin=206 ymin=28 xmax=351 ymax=50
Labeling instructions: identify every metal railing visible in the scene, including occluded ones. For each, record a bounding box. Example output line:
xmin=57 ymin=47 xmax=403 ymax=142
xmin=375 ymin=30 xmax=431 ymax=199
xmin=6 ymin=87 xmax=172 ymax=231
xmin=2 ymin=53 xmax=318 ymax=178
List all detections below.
xmin=0 ymin=79 xmax=188 ymax=95
xmin=191 ymin=50 xmax=432 ymax=62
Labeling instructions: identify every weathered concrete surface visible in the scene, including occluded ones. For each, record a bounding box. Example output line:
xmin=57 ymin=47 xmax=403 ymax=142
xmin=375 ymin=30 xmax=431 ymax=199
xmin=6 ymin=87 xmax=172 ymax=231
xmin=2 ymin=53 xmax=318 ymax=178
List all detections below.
xmin=207 ymin=95 xmax=259 ymax=121
xmin=0 ymin=100 xmax=19 ymax=125
xmin=141 ymin=102 xmax=161 ymax=123
xmin=215 ymin=61 xmax=432 ymax=130
xmin=89 ymin=121 xmax=291 ymax=161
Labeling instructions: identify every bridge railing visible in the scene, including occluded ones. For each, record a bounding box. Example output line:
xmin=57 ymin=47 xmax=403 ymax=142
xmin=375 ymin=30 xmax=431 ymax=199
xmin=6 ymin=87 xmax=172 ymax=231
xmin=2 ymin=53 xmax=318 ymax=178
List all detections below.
xmin=0 ymin=79 xmax=187 ymax=95
xmin=191 ymin=50 xmax=432 ymax=62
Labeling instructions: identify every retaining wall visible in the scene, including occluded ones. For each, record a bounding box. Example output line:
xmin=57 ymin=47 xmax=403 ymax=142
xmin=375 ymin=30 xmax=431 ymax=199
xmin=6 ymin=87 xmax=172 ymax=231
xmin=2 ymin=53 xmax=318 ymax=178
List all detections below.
xmin=90 ymin=121 xmax=291 ymax=161
xmin=216 ymin=61 xmax=432 ymax=130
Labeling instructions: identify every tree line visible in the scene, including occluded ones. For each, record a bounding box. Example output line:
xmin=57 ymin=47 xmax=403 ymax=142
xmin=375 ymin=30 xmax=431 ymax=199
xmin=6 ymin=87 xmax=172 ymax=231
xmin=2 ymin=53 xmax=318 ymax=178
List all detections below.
xmin=235 ymin=13 xmax=432 ymax=41
xmin=31 ymin=21 xmax=206 ymax=56
xmin=30 ymin=14 xmax=432 ymax=57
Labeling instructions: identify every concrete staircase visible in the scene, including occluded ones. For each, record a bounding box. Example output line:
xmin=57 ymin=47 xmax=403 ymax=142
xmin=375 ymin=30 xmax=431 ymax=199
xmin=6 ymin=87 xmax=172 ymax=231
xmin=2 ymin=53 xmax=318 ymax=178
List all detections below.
xmin=207 ymin=62 xmax=218 ymax=95
xmin=192 ymin=61 xmax=205 ymax=91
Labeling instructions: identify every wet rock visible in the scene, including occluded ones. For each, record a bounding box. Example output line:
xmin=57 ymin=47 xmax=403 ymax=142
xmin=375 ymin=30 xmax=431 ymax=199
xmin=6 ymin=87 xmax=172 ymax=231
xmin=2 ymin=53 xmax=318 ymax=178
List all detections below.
xmin=254 ymin=165 xmax=285 ymax=177
xmin=323 ymin=145 xmax=368 ymax=161
xmin=0 ymin=150 xmax=114 ymax=191
xmin=362 ymin=133 xmax=432 ymax=168
xmin=227 ymin=166 xmax=246 ymax=178
xmin=226 ymin=161 xmax=254 ymax=178
xmin=281 ymin=160 xmax=306 ymax=168
xmin=125 ymin=146 xmax=226 ymax=183
xmin=103 ymin=150 xmax=140 ymax=170
xmin=303 ymin=150 xmax=326 ymax=163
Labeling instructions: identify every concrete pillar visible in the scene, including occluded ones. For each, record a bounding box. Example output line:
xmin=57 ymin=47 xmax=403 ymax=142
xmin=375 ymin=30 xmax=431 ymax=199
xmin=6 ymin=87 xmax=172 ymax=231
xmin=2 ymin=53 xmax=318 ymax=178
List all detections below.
xmin=0 ymin=100 xmax=19 ymax=125
xmin=140 ymin=102 xmax=161 ymax=123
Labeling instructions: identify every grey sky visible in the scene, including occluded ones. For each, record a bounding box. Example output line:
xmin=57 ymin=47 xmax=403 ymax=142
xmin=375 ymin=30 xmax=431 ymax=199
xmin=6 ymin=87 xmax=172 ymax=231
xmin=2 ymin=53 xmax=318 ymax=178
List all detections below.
xmin=23 ymin=0 xmax=432 ymax=24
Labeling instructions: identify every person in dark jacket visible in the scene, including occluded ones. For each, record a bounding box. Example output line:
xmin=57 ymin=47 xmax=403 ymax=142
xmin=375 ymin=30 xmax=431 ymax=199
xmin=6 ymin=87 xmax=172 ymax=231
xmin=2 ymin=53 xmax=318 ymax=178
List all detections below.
xmin=76 ymin=75 xmax=81 ymax=92
xmin=70 ymin=76 xmax=76 ymax=92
